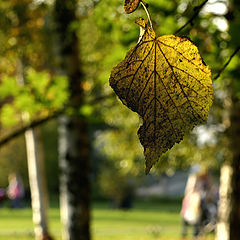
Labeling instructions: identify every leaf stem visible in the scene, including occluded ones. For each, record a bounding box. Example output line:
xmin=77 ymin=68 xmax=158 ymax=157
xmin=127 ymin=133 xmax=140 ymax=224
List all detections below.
xmin=140 ymin=1 xmax=153 ymax=29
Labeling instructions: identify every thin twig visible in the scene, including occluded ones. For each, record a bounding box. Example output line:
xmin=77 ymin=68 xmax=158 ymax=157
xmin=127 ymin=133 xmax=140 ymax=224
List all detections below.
xmin=214 ymin=46 xmax=240 ymax=80
xmin=175 ymin=0 xmax=209 ymax=34
xmin=140 ymin=1 xmax=153 ymax=29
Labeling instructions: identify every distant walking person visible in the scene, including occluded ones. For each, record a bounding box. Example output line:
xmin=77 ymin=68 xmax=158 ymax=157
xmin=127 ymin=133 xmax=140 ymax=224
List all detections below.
xmin=7 ymin=173 xmax=25 ymax=208
xmin=181 ymin=165 xmax=202 ymax=239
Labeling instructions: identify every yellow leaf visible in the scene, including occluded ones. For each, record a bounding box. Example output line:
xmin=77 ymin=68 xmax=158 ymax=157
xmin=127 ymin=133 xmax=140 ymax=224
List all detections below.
xmin=124 ymin=0 xmax=140 ymax=14
xmin=109 ymin=26 xmax=214 ymax=174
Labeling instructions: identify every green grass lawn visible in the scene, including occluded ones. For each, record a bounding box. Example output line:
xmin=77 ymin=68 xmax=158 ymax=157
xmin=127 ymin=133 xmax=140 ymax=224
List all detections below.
xmin=0 ymin=199 xmax=214 ymax=240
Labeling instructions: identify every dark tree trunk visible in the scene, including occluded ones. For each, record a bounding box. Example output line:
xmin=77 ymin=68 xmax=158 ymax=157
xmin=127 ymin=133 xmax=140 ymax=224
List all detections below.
xmin=229 ymin=98 xmax=240 ymax=240
xmin=54 ymin=1 xmax=91 ymax=240
xmin=227 ymin=0 xmax=240 ymax=239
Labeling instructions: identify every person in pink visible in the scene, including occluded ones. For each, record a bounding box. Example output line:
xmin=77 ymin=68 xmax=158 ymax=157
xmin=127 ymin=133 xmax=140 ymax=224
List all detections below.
xmin=181 ymin=165 xmax=202 ymax=238
xmin=7 ymin=173 xmax=25 ymax=208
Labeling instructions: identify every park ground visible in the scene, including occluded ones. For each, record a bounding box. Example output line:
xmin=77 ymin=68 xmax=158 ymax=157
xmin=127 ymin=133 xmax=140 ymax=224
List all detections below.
xmin=0 ymin=198 xmax=214 ymax=240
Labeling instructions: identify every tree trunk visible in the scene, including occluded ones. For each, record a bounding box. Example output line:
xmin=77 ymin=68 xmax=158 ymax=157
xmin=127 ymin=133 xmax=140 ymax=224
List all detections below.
xmin=54 ymin=1 xmax=91 ymax=239
xmin=215 ymin=164 xmax=232 ymax=240
xmin=25 ymin=128 xmax=52 ymax=240
xmin=17 ymin=60 xmax=52 ymax=240
xmin=216 ymin=97 xmax=240 ymax=240
xmin=58 ymin=116 xmax=90 ymax=240
xmin=228 ymin=99 xmax=240 ymax=239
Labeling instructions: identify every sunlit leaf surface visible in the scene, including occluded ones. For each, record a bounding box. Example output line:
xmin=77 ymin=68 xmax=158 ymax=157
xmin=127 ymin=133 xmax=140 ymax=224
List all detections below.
xmin=109 ymin=26 xmax=214 ymax=173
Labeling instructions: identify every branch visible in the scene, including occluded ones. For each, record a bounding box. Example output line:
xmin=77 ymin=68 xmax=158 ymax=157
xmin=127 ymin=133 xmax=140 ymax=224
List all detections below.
xmin=214 ymin=46 xmax=240 ymax=80
xmin=0 ymin=109 xmax=64 ymax=148
xmin=0 ymin=93 xmax=115 ymax=147
xmin=175 ymin=0 xmax=209 ymax=34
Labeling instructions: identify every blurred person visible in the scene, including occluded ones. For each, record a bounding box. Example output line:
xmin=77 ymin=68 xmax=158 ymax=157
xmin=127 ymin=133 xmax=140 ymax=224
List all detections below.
xmin=198 ymin=170 xmax=218 ymax=235
xmin=180 ymin=165 xmax=202 ymax=239
xmin=181 ymin=166 xmax=219 ymax=238
xmin=7 ymin=173 xmax=25 ymax=208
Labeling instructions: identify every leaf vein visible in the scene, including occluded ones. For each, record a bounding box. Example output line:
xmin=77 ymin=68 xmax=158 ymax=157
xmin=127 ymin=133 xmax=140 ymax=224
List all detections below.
xmin=171 ymin=65 xmax=207 ymax=88
xmin=142 ymin=97 xmax=154 ymax=118
xmin=137 ymin=71 xmax=154 ymax=104
xmin=156 ymin=42 xmax=203 ymax=122
xmin=114 ymin=74 xmax=135 ymax=86
xmin=155 ymin=71 xmax=185 ymax=124
xmin=158 ymin=40 xmax=208 ymax=74
xmin=155 ymin=98 xmax=178 ymax=138
xmin=126 ymin=43 xmax=155 ymax=98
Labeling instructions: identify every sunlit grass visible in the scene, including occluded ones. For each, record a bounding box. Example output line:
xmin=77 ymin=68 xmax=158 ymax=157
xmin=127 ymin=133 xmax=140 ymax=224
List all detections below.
xmin=0 ymin=199 xmax=214 ymax=240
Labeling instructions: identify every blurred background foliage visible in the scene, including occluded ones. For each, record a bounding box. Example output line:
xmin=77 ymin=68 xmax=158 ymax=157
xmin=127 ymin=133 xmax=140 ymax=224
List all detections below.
xmin=0 ymin=0 xmax=239 ymax=205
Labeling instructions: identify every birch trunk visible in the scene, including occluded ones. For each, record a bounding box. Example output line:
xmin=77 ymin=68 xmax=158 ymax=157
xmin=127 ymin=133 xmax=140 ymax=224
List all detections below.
xmin=17 ymin=61 xmax=52 ymax=240
xmin=217 ymin=1 xmax=240 ymax=238
xmin=215 ymin=165 xmax=232 ymax=240
xmin=216 ymin=97 xmax=240 ymax=240
xmin=54 ymin=1 xmax=91 ymax=239
xmin=25 ymin=128 xmax=51 ymax=240
xmin=58 ymin=116 xmax=90 ymax=240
